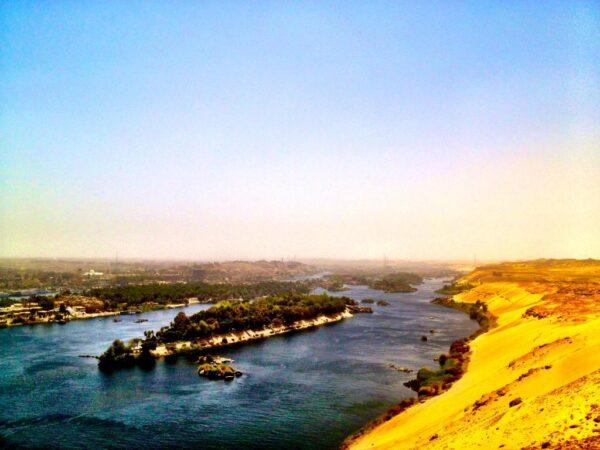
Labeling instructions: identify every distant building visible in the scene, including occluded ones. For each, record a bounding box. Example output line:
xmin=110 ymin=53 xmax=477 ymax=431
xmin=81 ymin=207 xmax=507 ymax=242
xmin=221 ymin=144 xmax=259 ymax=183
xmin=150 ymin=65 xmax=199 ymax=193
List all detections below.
xmin=83 ymin=269 xmax=104 ymax=277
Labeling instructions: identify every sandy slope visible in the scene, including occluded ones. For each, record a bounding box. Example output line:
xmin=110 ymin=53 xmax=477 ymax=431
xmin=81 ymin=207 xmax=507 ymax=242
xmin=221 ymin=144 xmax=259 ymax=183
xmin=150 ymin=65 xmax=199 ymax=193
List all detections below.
xmin=350 ymin=260 xmax=600 ymax=449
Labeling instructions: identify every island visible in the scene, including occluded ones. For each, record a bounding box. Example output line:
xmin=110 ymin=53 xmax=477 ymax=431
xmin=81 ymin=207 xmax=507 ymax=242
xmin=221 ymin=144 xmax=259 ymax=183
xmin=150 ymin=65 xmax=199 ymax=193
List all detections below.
xmin=197 ymin=362 xmax=239 ymax=380
xmin=197 ymin=356 xmax=242 ymax=381
xmin=98 ymin=293 xmax=355 ymax=372
xmin=318 ymin=271 xmax=423 ymax=293
xmin=367 ymin=272 xmax=423 ymax=293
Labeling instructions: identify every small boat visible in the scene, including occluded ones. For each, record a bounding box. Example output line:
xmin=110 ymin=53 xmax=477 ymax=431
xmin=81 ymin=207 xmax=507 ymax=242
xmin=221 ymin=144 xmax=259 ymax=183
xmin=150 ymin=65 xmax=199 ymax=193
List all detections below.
xmin=113 ymin=318 xmax=122 ymax=323
xmin=134 ymin=319 xmax=148 ymax=323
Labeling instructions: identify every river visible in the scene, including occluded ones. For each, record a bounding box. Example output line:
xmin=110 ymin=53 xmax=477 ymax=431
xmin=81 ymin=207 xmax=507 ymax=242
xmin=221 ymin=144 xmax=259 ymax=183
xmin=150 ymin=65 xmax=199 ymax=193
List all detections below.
xmin=0 ymin=278 xmax=478 ymax=449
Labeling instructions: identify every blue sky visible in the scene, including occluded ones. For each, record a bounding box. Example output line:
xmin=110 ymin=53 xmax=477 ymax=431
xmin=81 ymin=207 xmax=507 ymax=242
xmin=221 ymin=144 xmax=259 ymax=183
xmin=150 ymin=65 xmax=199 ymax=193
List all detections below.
xmin=1 ymin=1 xmax=599 ymax=260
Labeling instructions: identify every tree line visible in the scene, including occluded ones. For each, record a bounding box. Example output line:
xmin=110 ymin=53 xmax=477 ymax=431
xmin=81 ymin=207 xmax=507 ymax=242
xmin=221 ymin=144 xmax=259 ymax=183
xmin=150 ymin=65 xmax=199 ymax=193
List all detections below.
xmin=156 ymin=293 xmax=352 ymax=342
xmin=88 ymin=281 xmax=310 ymax=309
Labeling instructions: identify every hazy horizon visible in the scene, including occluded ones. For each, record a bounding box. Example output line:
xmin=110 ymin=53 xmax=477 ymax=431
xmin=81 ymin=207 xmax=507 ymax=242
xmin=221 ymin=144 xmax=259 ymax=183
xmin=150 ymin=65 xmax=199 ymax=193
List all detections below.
xmin=2 ymin=2 xmax=599 ymax=261
xmin=0 ymin=255 xmax=490 ymax=265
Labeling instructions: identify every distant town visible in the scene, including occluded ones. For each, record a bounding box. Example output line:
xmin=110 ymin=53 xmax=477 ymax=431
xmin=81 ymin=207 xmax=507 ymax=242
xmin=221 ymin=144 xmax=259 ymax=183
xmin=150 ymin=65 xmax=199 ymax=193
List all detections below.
xmin=0 ymin=258 xmax=463 ymax=328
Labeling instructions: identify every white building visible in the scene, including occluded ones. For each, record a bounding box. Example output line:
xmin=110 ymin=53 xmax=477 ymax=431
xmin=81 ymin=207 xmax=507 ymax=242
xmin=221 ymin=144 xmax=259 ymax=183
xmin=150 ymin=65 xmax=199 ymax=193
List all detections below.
xmin=83 ymin=269 xmax=104 ymax=277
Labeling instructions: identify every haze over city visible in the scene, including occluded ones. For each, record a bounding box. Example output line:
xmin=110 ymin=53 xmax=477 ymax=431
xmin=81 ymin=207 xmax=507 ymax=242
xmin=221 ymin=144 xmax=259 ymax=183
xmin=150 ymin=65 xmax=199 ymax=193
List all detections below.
xmin=1 ymin=1 xmax=598 ymax=261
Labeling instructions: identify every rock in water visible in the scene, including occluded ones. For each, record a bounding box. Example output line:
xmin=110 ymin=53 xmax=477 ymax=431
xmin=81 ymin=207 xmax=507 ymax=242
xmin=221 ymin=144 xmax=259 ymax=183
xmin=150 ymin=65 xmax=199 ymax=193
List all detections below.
xmin=198 ymin=362 xmax=238 ymax=381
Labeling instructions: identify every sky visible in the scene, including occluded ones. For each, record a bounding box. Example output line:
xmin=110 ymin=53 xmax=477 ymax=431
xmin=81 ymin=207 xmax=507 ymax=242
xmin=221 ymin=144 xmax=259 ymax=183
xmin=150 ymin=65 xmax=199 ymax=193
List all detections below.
xmin=1 ymin=1 xmax=599 ymax=261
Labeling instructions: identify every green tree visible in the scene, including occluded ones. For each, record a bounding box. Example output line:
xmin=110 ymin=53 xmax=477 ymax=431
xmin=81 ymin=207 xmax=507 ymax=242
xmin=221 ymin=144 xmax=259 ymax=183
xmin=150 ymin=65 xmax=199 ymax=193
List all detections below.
xmin=39 ymin=297 xmax=55 ymax=311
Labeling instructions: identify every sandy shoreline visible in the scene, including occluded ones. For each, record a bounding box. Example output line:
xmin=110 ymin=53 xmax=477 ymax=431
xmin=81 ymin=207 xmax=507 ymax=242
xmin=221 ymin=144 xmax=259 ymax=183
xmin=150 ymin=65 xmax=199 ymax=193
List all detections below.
xmin=348 ymin=261 xmax=600 ymax=449
xmin=151 ymin=310 xmax=353 ymax=357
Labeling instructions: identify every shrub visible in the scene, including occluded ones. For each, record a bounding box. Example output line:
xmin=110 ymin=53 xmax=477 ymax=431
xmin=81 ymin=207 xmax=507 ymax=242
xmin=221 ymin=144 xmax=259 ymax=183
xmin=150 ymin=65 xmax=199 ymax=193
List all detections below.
xmin=98 ymin=339 xmax=136 ymax=372
xmin=438 ymin=354 xmax=448 ymax=366
xmin=509 ymin=397 xmax=522 ymax=407
xmin=38 ymin=297 xmax=55 ymax=311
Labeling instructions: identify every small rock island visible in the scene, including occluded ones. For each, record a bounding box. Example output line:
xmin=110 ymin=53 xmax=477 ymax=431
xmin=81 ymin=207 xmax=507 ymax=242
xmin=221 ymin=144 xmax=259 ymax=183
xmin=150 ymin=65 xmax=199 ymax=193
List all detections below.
xmin=197 ymin=356 xmax=243 ymax=381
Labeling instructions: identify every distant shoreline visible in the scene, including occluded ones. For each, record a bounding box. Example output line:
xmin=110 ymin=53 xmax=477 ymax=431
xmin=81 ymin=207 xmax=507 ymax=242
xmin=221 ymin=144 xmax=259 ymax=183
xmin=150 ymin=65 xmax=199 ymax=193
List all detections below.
xmin=0 ymin=299 xmax=203 ymax=329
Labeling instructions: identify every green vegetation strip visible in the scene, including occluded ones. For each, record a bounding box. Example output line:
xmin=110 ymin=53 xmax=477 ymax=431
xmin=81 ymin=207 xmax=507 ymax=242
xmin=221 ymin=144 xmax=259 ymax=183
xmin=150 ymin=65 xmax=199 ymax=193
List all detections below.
xmin=88 ymin=281 xmax=309 ymax=309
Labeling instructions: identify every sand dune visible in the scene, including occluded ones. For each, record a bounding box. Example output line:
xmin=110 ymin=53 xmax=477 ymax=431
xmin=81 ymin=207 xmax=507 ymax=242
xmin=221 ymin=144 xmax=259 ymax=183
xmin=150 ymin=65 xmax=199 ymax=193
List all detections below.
xmin=349 ymin=260 xmax=600 ymax=449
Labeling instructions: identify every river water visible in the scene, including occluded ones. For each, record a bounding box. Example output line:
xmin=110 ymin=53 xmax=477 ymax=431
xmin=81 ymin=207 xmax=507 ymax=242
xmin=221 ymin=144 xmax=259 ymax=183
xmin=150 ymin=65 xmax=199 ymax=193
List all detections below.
xmin=0 ymin=279 xmax=477 ymax=449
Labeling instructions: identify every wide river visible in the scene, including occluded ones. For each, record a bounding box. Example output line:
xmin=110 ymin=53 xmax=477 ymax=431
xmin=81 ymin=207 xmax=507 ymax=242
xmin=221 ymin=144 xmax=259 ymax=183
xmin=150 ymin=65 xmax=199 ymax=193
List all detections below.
xmin=0 ymin=278 xmax=477 ymax=449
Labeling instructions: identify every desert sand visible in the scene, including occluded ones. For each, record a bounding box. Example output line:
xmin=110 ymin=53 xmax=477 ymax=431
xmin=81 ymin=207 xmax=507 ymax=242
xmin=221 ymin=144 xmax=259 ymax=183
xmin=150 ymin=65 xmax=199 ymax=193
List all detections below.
xmin=349 ymin=259 xmax=600 ymax=449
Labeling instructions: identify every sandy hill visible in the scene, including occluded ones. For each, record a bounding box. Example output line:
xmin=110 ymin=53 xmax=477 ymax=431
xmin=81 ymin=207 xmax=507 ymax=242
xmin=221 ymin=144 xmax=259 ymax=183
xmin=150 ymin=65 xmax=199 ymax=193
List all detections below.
xmin=349 ymin=259 xmax=600 ymax=449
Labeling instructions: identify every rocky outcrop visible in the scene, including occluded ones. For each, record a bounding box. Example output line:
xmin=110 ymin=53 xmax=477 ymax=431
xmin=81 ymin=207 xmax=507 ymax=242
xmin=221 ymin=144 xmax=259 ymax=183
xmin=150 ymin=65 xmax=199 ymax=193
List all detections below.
xmin=348 ymin=305 xmax=373 ymax=314
xmin=198 ymin=362 xmax=241 ymax=381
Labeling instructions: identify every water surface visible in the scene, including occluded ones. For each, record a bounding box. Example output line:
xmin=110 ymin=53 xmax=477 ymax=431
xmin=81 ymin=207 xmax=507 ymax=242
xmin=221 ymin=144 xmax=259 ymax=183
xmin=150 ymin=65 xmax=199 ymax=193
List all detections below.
xmin=0 ymin=279 xmax=477 ymax=449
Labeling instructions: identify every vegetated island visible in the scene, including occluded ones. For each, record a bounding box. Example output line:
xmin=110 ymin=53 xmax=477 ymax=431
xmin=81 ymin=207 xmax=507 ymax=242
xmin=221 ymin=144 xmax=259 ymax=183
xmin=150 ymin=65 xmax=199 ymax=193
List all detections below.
xmin=98 ymin=293 xmax=358 ymax=373
xmin=319 ymin=271 xmax=423 ymax=293
xmin=0 ymin=281 xmax=309 ymax=328
xmin=346 ymin=259 xmax=600 ymax=450
xmin=368 ymin=272 xmax=423 ymax=293
xmin=193 ymin=355 xmax=242 ymax=381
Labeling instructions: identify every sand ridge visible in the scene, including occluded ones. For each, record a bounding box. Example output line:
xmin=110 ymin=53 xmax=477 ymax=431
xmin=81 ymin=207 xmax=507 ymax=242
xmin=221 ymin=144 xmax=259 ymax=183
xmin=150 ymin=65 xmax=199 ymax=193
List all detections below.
xmin=349 ymin=259 xmax=600 ymax=449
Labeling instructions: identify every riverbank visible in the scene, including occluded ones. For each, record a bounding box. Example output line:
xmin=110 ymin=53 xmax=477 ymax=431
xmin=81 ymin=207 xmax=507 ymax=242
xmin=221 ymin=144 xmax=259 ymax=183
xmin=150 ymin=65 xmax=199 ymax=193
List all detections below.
xmin=342 ymin=294 xmax=491 ymax=447
xmin=0 ymin=310 xmax=121 ymax=327
xmin=151 ymin=310 xmax=353 ymax=357
xmin=347 ymin=259 xmax=600 ymax=449
xmin=0 ymin=298 xmax=202 ymax=328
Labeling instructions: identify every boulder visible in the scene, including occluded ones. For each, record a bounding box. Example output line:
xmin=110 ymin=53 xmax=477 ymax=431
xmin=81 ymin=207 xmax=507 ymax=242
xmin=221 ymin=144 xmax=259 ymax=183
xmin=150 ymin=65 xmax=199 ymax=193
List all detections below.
xmin=509 ymin=397 xmax=522 ymax=407
xmin=418 ymin=386 xmax=437 ymax=397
